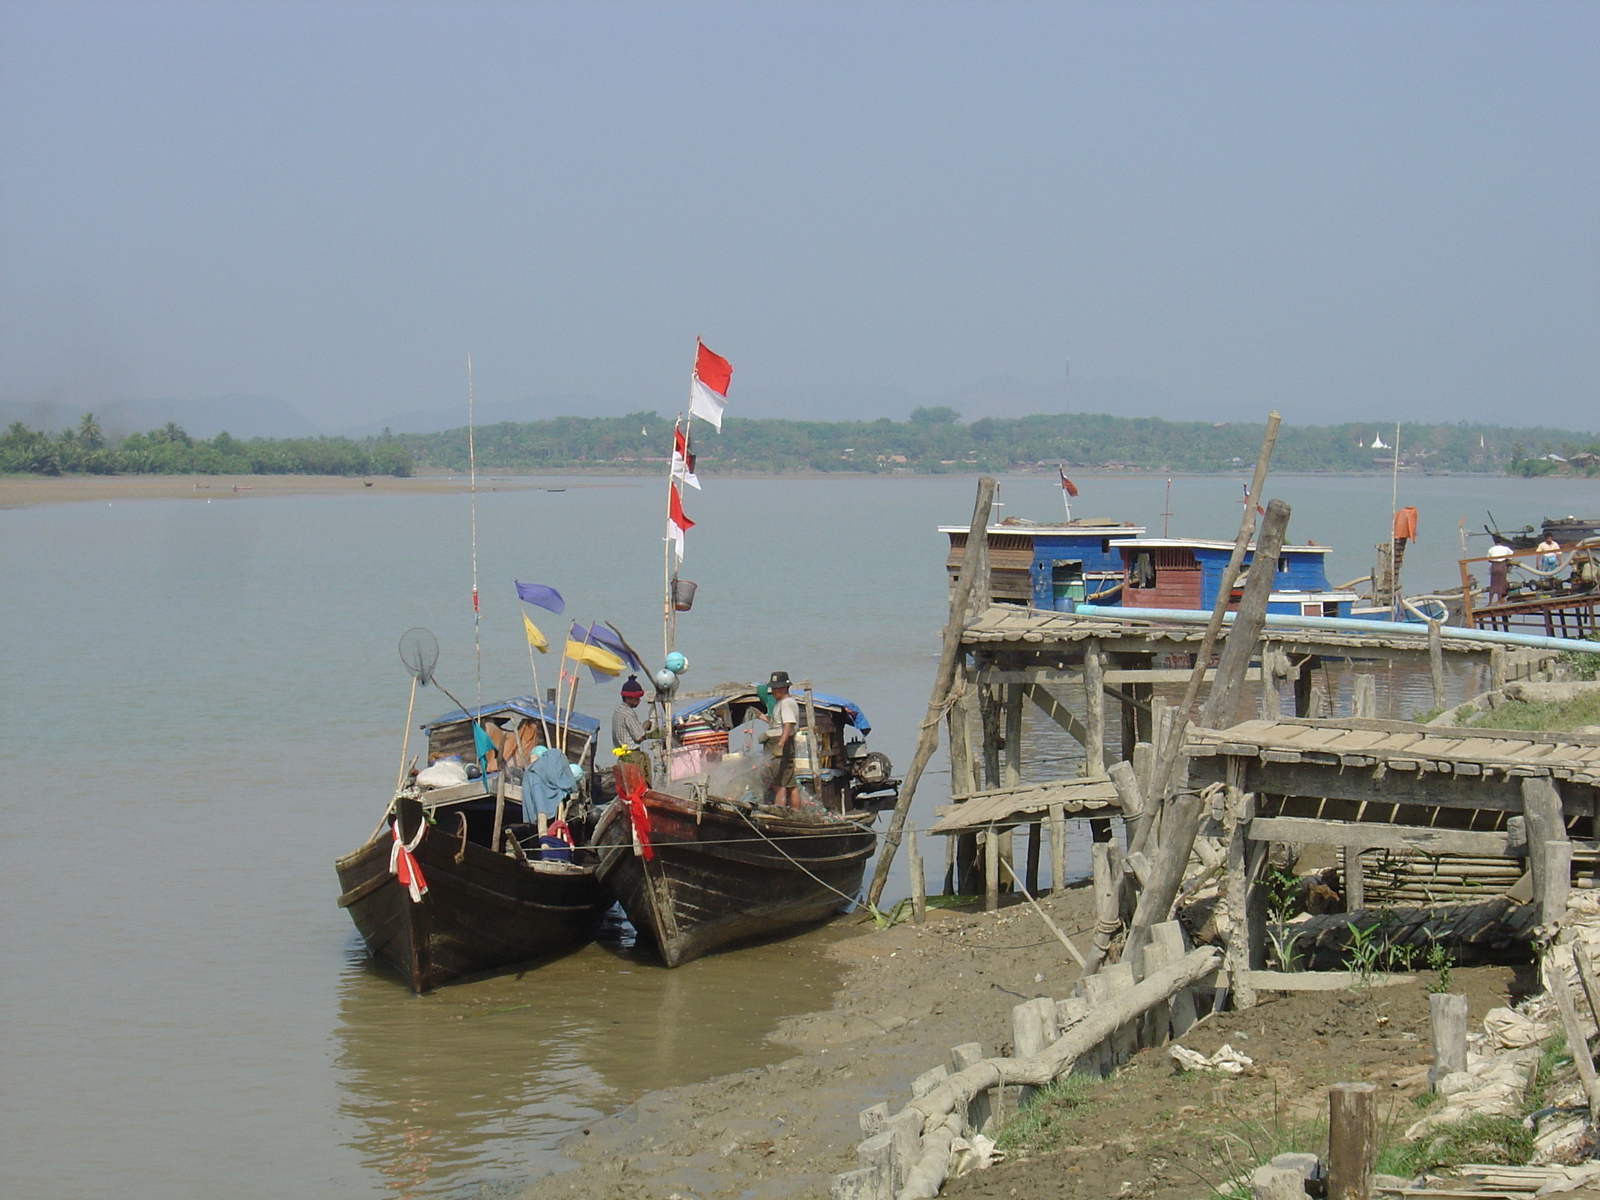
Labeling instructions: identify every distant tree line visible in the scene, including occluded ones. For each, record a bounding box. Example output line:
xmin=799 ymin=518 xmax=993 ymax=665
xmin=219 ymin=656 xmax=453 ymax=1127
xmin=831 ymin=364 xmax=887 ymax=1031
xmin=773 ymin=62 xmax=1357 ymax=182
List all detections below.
xmin=391 ymin=409 xmax=1600 ymax=476
xmin=5 ymin=408 xmax=1599 ymax=479
xmin=0 ymin=415 xmax=412 ymax=477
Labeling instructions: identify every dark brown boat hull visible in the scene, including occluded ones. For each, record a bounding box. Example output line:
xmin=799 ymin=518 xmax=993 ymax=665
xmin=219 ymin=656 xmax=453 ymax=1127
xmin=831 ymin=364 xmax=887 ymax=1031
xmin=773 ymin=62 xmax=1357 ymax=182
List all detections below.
xmin=335 ymin=811 xmax=606 ymax=992
xmin=593 ymin=790 xmax=876 ymax=968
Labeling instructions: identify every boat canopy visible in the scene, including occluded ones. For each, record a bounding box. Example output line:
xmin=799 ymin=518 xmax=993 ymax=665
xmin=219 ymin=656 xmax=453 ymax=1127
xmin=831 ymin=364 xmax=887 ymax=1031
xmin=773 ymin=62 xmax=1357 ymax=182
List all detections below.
xmin=427 ymin=695 xmax=601 ymax=738
xmin=674 ymin=690 xmax=872 ymax=735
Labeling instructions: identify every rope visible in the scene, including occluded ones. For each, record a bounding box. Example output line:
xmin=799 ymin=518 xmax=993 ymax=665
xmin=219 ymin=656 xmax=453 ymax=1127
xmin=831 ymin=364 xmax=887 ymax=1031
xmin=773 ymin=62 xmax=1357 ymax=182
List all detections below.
xmin=920 ymin=677 xmax=968 ymax=731
xmin=734 ymin=808 xmax=881 ymax=915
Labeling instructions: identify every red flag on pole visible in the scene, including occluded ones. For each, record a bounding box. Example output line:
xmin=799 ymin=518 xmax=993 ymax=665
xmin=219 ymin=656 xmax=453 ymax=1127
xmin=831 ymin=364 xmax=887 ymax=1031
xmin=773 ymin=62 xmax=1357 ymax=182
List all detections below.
xmin=689 ymin=340 xmax=732 ymax=429
xmin=667 ymin=481 xmax=694 ymax=562
xmin=672 ymin=423 xmax=700 ymax=489
xmin=1059 ymin=467 xmax=1079 ymax=497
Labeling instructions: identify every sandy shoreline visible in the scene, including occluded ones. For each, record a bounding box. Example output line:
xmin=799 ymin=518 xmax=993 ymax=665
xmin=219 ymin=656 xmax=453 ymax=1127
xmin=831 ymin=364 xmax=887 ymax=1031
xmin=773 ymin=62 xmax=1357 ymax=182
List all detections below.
xmin=0 ymin=473 xmax=632 ymax=509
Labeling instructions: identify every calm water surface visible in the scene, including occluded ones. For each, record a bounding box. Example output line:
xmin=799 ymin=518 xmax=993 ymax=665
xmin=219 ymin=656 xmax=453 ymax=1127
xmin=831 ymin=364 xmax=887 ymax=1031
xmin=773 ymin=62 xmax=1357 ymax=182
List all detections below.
xmin=3 ymin=471 xmax=1595 ymax=1198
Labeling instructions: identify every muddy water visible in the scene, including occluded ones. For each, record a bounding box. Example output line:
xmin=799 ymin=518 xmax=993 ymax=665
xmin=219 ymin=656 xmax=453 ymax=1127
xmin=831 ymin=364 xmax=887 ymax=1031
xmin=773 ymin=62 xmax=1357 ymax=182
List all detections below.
xmin=2 ymin=471 xmax=1595 ymax=1199
xmin=334 ymin=929 xmax=850 ymax=1196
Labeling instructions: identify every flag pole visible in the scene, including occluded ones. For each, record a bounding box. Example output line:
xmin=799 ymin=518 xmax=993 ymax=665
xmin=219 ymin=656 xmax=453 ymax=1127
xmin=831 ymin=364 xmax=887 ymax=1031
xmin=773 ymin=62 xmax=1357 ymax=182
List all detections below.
xmin=524 ymin=634 xmax=552 ymax=748
xmin=468 ymin=352 xmax=482 ymax=712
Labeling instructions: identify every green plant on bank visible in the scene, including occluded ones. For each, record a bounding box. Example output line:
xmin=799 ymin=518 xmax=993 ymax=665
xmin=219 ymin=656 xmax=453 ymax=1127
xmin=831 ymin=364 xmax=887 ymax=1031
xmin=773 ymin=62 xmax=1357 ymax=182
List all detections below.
xmin=1264 ymin=870 xmax=1306 ymax=971
xmin=993 ymin=1073 xmax=1097 ymax=1159
xmin=1469 ymin=690 xmax=1600 ymax=733
xmin=1558 ymin=635 xmax=1600 ymax=682
xmin=1424 ymin=942 xmax=1455 ymax=994
xmin=1343 ymin=921 xmax=1383 ymax=983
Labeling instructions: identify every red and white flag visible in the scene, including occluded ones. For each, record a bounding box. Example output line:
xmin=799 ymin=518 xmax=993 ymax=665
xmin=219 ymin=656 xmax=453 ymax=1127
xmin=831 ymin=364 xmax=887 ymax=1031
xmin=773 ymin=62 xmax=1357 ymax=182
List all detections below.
xmin=689 ymin=340 xmax=732 ymax=429
xmin=667 ymin=481 xmax=695 ymax=562
xmin=672 ymin=423 xmax=700 ymax=489
xmin=1058 ymin=467 xmax=1079 ymax=498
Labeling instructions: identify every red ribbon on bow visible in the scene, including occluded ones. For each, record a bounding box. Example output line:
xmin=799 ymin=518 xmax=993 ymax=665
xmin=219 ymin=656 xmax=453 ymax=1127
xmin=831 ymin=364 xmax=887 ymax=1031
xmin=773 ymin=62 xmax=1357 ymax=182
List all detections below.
xmin=389 ymin=818 xmax=429 ymax=901
xmin=616 ymin=763 xmax=654 ymax=861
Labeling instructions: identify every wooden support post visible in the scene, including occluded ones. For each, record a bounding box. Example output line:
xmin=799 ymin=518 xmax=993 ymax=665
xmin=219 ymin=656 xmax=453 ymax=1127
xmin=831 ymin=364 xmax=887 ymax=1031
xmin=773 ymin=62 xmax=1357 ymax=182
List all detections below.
xmin=866 ymin=476 xmax=994 ymax=908
xmin=1428 ymin=619 xmax=1446 ymax=710
xmin=1540 ymin=840 xmax=1573 ymax=928
xmin=950 ymin=1043 xmax=992 ymax=1135
xmin=1427 ymin=993 xmax=1468 ymax=1088
xmin=908 ymin=826 xmax=926 ymax=927
xmin=1575 ymin=945 xmax=1600 ymax=1037
xmin=1049 ymin=802 xmax=1066 ymax=893
xmin=1490 ymin=645 xmax=1507 ymax=694
xmin=1132 ymin=740 xmax=1155 ymax=802
xmin=1293 ymin=657 xmax=1315 ymax=719
xmin=1025 ymin=821 xmax=1041 ymax=893
xmin=1523 ymin=776 xmax=1569 ymax=927
xmin=1260 ymin=649 xmax=1282 ymax=720
xmin=1326 ymin=1082 xmax=1377 ymax=1200
xmin=984 ymin=826 xmax=1000 ymax=913
xmin=947 ymin=656 xmax=973 ymax=797
xmin=1342 ymin=847 xmax=1365 ymax=912
xmin=1102 ymin=961 xmax=1138 ymax=1063
xmin=855 ymin=1131 xmax=897 ymax=1200
xmin=491 ymin=774 xmax=509 ymax=859
xmin=1549 ymin=948 xmax=1600 ymax=1121
xmin=998 ymin=826 xmax=1015 ymax=894
xmin=1352 ymin=673 xmax=1376 ymax=719
xmin=1012 ymin=997 xmax=1058 ymax=1103
xmin=1003 ymin=681 xmax=1023 ymax=788
xmin=980 ymin=682 xmax=1001 ymax=790
xmin=1083 ymin=639 xmax=1106 ymax=777
xmin=1088 ymin=841 xmax=1119 ymax=966
xmin=1222 ymin=775 xmax=1258 ymax=1009
xmin=1152 ymin=920 xmax=1198 ymax=1036
xmin=1109 ymin=761 xmax=1152 ymax=854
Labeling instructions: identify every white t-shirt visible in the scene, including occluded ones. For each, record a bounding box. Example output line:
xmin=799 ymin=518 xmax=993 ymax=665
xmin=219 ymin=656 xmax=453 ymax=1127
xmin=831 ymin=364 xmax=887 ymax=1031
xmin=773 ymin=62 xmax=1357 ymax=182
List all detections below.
xmin=772 ymin=695 xmax=800 ymax=730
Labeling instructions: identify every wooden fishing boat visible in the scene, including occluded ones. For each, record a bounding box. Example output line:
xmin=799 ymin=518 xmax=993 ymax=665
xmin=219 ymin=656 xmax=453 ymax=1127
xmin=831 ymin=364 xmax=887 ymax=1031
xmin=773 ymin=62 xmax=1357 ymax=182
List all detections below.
xmin=335 ymin=696 xmax=610 ymax=991
xmin=591 ymin=763 xmax=878 ymax=968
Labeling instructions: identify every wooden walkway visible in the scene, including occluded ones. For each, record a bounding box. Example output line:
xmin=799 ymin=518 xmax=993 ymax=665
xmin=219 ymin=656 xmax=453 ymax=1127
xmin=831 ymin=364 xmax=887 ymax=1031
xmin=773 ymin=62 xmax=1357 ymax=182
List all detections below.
xmin=927 ymin=778 xmax=1120 ymax=835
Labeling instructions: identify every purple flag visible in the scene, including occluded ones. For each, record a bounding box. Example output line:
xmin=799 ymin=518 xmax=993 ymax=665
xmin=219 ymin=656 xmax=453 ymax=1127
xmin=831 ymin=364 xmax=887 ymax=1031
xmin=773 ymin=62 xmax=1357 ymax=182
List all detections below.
xmin=514 ymin=581 xmax=564 ymax=613
xmin=588 ymin=622 xmax=646 ymax=673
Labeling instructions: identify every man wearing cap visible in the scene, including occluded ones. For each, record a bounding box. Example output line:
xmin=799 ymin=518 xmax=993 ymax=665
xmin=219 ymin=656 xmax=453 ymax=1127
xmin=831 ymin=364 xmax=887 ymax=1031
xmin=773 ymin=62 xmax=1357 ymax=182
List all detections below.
xmin=612 ymin=675 xmax=651 ymax=755
xmin=766 ymin=671 xmax=802 ymax=808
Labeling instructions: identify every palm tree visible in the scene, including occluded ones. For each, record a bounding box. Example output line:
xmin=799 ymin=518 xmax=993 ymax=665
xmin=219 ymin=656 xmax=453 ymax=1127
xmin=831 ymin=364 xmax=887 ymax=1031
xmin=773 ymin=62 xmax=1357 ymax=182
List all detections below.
xmin=77 ymin=412 xmax=104 ymax=450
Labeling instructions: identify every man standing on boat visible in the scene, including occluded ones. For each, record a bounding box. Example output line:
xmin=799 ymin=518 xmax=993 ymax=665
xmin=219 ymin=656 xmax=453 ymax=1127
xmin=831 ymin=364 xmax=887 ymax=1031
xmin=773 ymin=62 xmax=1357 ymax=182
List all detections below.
xmin=766 ymin=671 xmax=802 ymax=809
xmin=611 ymin=675 xmax=651 ymax=756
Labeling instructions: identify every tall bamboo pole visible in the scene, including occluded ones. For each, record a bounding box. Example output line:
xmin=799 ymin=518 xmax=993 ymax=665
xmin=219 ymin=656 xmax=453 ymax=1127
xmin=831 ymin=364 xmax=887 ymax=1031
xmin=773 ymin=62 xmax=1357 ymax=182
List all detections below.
xmin=866 ymin=476 xmax=996 ymax=908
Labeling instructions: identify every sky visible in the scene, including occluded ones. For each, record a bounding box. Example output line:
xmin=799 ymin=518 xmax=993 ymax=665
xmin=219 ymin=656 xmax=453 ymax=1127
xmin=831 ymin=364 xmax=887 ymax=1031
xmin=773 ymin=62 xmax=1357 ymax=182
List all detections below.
xmin=0 ymin=0 xmax=1596 ymax=434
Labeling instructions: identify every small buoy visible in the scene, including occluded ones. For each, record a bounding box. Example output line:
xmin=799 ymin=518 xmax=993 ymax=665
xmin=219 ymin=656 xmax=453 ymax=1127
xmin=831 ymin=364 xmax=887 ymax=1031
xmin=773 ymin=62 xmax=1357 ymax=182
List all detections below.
xmin=665 ymin=651 xmax=688 ymax=674
xmin=653 ymin=668 xmax=679 ymax=692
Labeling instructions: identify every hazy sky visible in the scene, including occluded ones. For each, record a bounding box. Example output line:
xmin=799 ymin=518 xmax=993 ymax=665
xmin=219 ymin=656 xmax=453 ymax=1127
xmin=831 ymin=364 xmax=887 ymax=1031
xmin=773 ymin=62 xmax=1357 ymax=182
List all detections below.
xmin=1 ymin=1 xmax=1596 ymax=430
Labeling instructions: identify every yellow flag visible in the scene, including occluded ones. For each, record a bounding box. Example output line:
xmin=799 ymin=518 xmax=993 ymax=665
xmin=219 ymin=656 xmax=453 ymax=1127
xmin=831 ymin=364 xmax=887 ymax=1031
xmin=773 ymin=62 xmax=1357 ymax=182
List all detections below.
xmin=522 ymin=613 xmax=548 ymax=653
xmin=563 ymin=639 xmax=623 ymax=676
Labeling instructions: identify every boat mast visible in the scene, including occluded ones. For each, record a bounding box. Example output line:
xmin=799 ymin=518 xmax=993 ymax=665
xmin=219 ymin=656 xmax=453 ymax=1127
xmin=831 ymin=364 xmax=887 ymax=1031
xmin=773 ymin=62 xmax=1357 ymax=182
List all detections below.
xmin=1389 ymin=420 xmax=1402 ymax=616
xmin=468 ymin=351 xmax=482 ymax=711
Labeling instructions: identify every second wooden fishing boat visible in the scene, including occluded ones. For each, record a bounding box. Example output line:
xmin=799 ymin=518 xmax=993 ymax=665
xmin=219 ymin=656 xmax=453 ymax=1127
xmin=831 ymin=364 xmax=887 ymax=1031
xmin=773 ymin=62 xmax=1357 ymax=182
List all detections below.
xmin=591 ymin=763 xmax=877 ymax=968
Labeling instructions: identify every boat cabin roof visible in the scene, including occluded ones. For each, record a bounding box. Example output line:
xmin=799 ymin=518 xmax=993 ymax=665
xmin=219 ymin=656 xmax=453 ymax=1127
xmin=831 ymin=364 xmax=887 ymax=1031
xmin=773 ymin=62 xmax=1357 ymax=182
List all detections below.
xmin=675 ymin=690 xmax=872 ymax=733
xmin=1109 ymin=537 xmax=1331 ymax=555
xmin=938 ymin=520 xmax=1146 ymax=536
xmin=427 ymin=695 xmax=601 ymax=738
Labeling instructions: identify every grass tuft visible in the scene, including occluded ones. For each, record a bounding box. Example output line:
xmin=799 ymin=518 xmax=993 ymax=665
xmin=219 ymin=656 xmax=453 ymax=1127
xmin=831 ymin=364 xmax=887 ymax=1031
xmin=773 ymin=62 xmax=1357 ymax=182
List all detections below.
xmin=994 ymin=1074 xmax=1097 ymax=1158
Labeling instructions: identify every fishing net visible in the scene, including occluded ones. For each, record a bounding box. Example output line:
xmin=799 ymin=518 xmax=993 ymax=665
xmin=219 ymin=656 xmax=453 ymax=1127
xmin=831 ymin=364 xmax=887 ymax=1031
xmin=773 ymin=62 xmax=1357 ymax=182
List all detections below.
xmin=398 ymin=628 xmax=440 ymax=686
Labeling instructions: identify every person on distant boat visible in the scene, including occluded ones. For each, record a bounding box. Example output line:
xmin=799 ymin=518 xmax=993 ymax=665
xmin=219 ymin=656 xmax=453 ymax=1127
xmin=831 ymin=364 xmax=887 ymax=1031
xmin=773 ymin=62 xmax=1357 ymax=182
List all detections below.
xmin=1487 ymin=544 xmax=1513 ymax=604
xmin=611 ymin=675 xmax=651 ymax=755
xmin=765 ymin=671 xmax=802 ymax=809
xmin=1537 ymin=536 xmax=1562 ymax=575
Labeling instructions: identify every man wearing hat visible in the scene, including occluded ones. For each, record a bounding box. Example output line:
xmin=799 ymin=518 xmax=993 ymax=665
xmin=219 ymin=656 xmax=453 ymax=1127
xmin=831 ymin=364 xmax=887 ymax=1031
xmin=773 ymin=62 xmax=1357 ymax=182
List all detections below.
xmin=766 ymin=670 xmax=802 ymax=808
xmin=612 ymin=675 xmax=651 ymax=756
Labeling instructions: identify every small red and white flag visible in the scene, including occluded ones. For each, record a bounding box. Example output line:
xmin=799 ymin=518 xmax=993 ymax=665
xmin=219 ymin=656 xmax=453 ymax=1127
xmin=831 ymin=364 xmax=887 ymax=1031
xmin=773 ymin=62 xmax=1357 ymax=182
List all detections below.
xmin=667 ymin=481 xmax=695 ymax=563
xmin=388 ymin=819 xmax=429 ymax=903
xmin=1058 ymin=467 xmax=1079 ymax=498
xmin=1242 ymin=483 xmax=1264 ymax=517
xmin=688 ymin=340 xmax=732 ymax=429
xmin=672 ymin=423 xmax=700 ymax=490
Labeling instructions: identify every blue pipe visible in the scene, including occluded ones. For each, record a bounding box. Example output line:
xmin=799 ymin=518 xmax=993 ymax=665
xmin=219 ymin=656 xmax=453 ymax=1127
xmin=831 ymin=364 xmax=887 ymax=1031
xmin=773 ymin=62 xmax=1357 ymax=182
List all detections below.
xmin=1073 ymin=603 xmax=1600 ymax=655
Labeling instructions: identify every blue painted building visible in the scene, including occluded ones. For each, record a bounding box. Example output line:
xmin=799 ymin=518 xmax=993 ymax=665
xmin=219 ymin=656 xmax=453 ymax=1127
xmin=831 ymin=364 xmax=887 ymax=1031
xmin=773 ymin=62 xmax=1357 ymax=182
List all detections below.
xmin=942 ymin=519 xmax=1146 ymax=609
xmin=1109 ymin=537 xmax=1358 ymax=617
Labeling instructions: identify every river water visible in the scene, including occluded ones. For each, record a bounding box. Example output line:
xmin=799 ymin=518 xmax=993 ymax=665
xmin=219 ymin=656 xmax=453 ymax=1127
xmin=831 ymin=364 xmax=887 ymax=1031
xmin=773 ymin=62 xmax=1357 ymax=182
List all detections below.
xmin=2 ymin=471 xmax=1595 ymax=1199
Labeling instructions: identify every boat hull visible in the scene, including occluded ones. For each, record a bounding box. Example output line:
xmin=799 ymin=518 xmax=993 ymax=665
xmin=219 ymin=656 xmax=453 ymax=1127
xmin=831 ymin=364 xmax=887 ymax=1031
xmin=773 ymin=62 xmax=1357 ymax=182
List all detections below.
xmin=593 ymin=789 xmax=876 ymax=968
xmin=335 ymin=803 xmax=606 ymax=992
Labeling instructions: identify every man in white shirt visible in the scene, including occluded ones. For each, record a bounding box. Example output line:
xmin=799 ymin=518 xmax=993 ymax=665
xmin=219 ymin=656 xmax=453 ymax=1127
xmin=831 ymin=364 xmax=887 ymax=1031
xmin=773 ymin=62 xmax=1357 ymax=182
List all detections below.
xmin=767 ymin=670 xmax=802 ymax=808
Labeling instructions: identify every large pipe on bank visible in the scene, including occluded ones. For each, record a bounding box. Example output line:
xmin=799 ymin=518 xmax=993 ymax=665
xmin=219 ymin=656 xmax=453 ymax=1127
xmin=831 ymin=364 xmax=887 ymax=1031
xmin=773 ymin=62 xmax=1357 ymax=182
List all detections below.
xmin=1072 ymin=603 xmax=1600 ymax=655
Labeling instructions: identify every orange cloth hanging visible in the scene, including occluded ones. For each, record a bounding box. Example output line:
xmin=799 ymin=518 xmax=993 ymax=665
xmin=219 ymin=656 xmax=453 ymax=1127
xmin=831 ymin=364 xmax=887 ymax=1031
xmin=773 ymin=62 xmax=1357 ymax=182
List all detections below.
xmin=1393 ymin=507 xmax=1418 ymax=542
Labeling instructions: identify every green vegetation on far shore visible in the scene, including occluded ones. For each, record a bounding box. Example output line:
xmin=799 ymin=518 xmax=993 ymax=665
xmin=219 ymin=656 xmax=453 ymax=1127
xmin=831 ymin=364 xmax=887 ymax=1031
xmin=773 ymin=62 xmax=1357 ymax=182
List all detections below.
xmin=5 ymin=407 xmax=1600 ymax=479
xmin=1 ymin=415 xmax=412 ymax=477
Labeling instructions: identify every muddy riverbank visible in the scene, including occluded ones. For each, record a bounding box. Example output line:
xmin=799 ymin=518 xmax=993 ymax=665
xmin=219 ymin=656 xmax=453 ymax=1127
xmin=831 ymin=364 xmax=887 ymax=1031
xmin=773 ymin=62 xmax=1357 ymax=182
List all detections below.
xmin=513 ymin=887 xmax=1529 ymax=1200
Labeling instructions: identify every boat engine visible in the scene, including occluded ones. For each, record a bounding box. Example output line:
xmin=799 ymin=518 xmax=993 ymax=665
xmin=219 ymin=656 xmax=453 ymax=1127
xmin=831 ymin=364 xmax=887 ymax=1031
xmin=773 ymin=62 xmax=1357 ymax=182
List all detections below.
xmin=848 ymin=749 xmax=893 ymax=786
